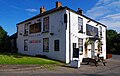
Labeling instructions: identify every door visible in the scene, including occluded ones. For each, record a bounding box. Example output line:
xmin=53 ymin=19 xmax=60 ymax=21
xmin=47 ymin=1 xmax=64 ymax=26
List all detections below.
xmin=73 ymin=43 xmax=79 ymax=58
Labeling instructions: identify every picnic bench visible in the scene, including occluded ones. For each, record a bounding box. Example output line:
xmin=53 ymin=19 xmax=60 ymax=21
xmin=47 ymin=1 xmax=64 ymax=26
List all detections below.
xmin=86 ymin=57 xmax=107 ymax=67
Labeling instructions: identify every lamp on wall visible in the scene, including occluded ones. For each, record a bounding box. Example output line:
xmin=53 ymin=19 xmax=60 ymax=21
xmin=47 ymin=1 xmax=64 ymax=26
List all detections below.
xmin=96 ymin=23 xmax=99 ymax=26
xmin=87 ymin=19 xmax=91 ymax=23
xmin=50 ymin=33 xmax=54 ymax=36
xmin=37 ymin=19 xmax=41 ymax=21
xmin=19 ymin=33 xmax=22 ymax=35
xmin=83 ymin=32 xmax=85 ymax=34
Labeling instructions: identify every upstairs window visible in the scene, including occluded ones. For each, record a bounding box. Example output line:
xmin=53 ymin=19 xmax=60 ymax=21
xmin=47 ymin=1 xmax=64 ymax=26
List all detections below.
xmin=43 ymin=16 xmax=49 ymax=32
xmin=64 ymin=14 xmax=67 ymax=23
xmin=86 ymin=24 xmax=98 ymax=37
xmin=78 ymin=17 xmax=83 ymax=33
xmin=24 ymin=24 xmax=28 ymax=36
xmin=29 ymin=22 xmax=41 ymax=34
xmin=99 ymin=26 xmax=102 ymax=37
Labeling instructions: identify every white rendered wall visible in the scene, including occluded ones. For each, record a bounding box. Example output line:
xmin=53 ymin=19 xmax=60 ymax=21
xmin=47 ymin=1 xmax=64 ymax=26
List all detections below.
xmin=17 ymin=8 xmax=107 ymax=63
xmin=17 ymin=9 xmax=67 ymax=63
xmin=66 ymin=10 xmax=107 ymax=61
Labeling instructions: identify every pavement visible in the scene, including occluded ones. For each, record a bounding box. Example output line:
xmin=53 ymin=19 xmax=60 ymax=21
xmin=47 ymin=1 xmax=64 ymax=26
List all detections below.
xmin=0 ymin=55 xmax=120 ymax=76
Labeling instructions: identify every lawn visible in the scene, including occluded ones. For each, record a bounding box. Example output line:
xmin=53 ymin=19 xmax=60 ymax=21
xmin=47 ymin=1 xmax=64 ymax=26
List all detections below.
xmin=0 ymin=52 xmax=61 ymax=65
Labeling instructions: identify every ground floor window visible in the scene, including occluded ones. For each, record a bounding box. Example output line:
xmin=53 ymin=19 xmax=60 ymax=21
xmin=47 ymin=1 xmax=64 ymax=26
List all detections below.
xmin=24 ymin=39 xmax=28 ymax=51
xmin=78 ymin=38 xmax=83 ymax=52
xmin=43 ymin=38 xmax=49 ymax=52
xmin=54 ymin=40 xmax=59 ymax=51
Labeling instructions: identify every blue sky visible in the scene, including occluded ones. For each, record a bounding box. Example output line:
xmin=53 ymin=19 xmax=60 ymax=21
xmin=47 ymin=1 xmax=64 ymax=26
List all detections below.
xmin=0 ymin=0 xmax=119 ymax=35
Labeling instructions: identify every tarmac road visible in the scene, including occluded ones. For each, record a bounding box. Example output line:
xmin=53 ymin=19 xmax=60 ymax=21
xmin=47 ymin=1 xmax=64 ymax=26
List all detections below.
xmin=0 ymin=55 xmax=120 ymax=76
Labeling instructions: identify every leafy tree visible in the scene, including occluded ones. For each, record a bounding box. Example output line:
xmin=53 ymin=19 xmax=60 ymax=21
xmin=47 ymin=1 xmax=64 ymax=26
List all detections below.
xmin=97 ymin=38 xmax=102 ymax=52
xmin=107 ymin=30 xmax=120 ymax=54
xmin=0 ymin=26 xmax=7 ymax=43
xmin=0 ymin=26 xmax=11 ymax=52
xmin=113 ymin=33 xmax=120 ymax=54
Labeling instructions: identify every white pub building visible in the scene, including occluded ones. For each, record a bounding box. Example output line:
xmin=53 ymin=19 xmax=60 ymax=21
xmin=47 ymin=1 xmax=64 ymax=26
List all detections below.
xmin=17 ymin=2 xmax=106 ymax=63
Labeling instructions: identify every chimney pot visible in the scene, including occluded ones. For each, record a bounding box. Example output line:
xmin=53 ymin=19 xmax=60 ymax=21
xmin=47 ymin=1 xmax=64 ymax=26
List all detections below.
xmin=77 ymin=8 xmax=83 ymax=14
xmin=56 ymin=1 xmax=62 ymax=8
xmin=40 ymin=6 xmax=46 ymax=14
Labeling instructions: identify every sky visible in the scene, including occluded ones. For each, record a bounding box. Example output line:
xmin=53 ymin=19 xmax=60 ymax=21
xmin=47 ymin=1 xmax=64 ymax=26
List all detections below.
xmin=0 ymin=0 xmax=119 ymax=35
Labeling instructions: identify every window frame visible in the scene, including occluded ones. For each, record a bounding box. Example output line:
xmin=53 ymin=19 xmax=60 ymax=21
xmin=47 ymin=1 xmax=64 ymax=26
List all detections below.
xmin=78 ymin=38 xmax=83 ymax=53
xmin=29 ymin=22 xmax=41 ymax=34
xmin=99 ymin=26 xmax=102 ymax=37
xmin=78 ymin=17 xmax=83 ymax=33
xmin=24 ymin=39 xmax=28 ymax=51
xmin=43 ymin=16 xmax=49 ymax=33
xmin=24 ymin=24 xmax=28 ymax=36
xmin=43 ymin=38 xmax=49 ymax=52
xmin=86 ymin=24 xmax=98 ymax=37
xmin=54 ymin=40 xmax=60 ymax=51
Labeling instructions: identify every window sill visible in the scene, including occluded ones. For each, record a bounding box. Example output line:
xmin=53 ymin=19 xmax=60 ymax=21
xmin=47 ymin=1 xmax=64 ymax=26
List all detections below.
xmin=78 ymin=31 xmax=83 ymax=33
xmin=54 ymin=50 xmax=59 ymax=51
xmin=23 ymin=34 xmax=28 ymax=36
xmin=42 ymin=31 xmax=49 ymax=33
xmin=80 ymin=52 xmax=83 ymax=55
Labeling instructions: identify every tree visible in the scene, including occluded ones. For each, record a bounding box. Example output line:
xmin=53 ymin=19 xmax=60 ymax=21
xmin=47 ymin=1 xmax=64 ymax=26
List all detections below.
xmin=113 ymin=33 xmax=120 ymax=54
xmin=106 ymin=29 xmax=120 ymax=54
xmin=84 ymin=39 xmax=90 ymax=55
xmin=0 ymin=26 xmax=7 ymax=43
xmin=0 ymin=26 xmax=11 ymax=52
xmin=97 ymin=38 xmax=102 ymax=52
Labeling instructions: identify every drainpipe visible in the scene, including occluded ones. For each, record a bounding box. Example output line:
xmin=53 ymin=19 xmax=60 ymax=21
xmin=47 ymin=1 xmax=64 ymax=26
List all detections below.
xmin=69 ymin=11 xmax=71 ymax=63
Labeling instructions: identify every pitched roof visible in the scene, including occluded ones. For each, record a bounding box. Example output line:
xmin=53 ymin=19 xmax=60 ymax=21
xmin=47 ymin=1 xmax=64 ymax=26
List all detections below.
xmin=9 ymin=33 xmax=17 ymax=39
xmin=17 ymin=7 xmax=66 ymax=25
xmin=17 ymin=6 xmax=106 ymax=27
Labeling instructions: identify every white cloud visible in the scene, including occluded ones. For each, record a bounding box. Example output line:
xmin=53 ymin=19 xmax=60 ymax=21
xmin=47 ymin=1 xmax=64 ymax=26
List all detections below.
xmin=86 ymin=0 xmax=120 ymax=32
xmin=103 ymin=13 xmax=120 ymax=20
xmin=26 ymin=9 xmax=38 ymax=13
xmin=0 ymin=0 xmax=21 ymax=10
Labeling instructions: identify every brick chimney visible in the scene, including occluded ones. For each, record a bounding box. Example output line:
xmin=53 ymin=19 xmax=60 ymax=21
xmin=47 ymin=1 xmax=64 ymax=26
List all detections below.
xmin=40 ymin=6 xmax=46 ymax=14
xmin=56 ymin=1 xmax=62 ymax=8
xmin=77 ymin=8 xmax=83 ymax=14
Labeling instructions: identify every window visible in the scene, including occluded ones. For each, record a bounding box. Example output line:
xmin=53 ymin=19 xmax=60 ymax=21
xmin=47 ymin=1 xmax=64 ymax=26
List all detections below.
xmin=43 ymin=38 xmax=49 ymax=52
xmin=99 ymin=26 xmax=102 ymax=38
xmin=24 ymin=39 xmax=28 ymax=51
xmin=54 ymin=40 xmax=59 ymax=51
xmin=43 ymin=17 xmax=49 ymax=32
xmin=24 ymin=24 xmax=28 ymax=35
xmin=78 ymin=38 xmax=83 ymax=52
xmin=64 ymin=14 xmax=67 ymax=23
xmin=29 ymin=22 xmax=41 ymax=34
xmin=78 ymin=17 xmax=83 ymax=33
xmin=86 ymin=24 xmax=98 ymax=37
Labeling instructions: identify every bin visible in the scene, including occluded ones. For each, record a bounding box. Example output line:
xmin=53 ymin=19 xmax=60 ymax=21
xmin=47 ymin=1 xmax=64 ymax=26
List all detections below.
xmin=70 ymin=60 xmax=80 ymax=68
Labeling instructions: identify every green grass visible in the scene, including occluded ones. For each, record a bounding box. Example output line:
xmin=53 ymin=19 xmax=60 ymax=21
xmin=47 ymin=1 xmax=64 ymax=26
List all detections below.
xmin=0 ymin=52 xmax=61 ymax=65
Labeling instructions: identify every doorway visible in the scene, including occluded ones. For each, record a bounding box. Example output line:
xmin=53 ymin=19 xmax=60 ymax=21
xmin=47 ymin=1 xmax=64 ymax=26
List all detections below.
xmin=73 ymin=43 xmax=79 ymax=58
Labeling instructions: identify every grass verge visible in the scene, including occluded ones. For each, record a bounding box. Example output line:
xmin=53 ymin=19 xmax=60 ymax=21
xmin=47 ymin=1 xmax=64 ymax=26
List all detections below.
xmin=0 ymin=52 xmax=62 ymax=65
